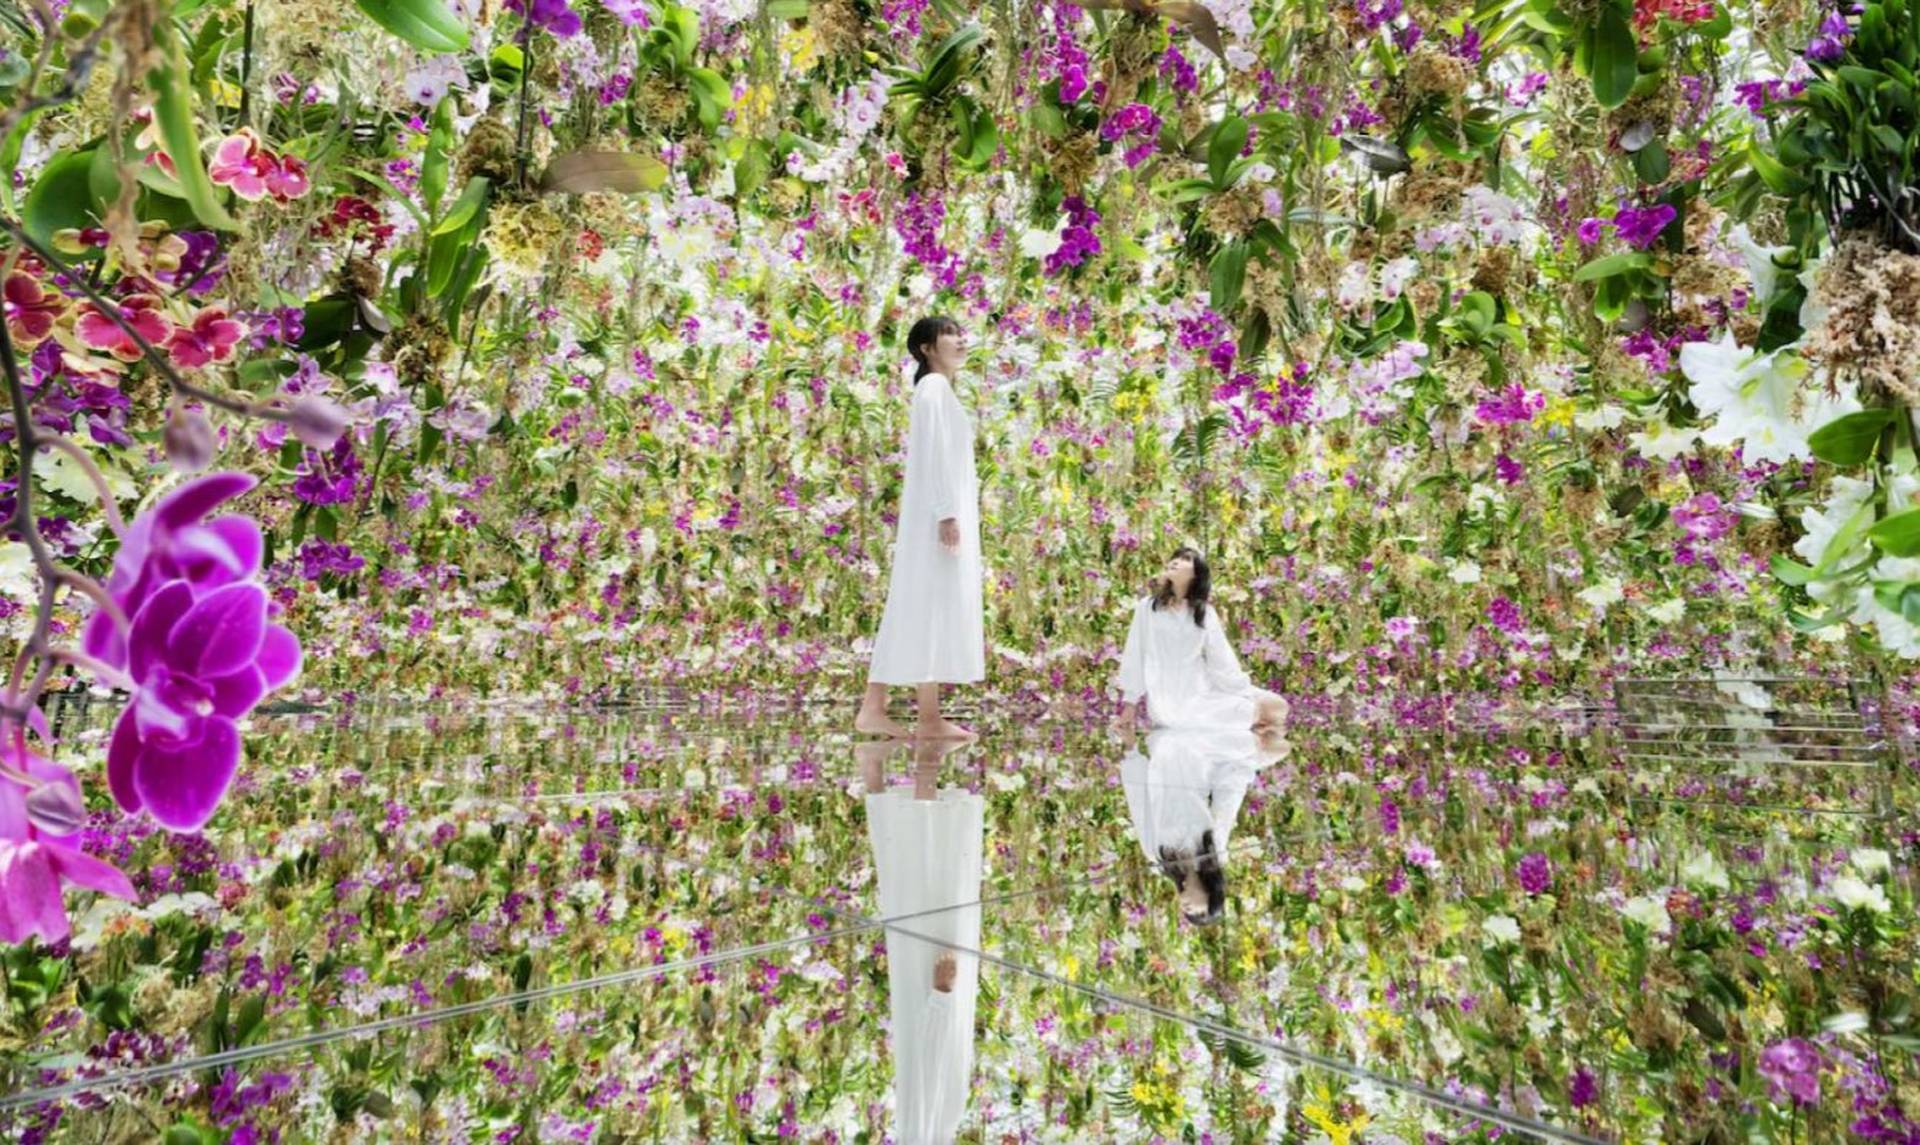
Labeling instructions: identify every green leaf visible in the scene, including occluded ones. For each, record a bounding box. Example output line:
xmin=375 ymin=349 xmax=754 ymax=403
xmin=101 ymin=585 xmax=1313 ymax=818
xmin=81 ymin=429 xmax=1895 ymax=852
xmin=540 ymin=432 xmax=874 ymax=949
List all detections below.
xmin=1868 ymin=507 xmax=1920 ymax=556
xmin=1748 ymin=143 xmax=1810 ymax=194
xmin=147 ymin=13 xmax=236 ymax=232
xmin=1815 ymin=500 xmax=1875 ymax=576
xmin=352 ymin=0 xmax=469 ymax=52
xmin=1208 ymin=116 xmax=1250 ymax=189
xmin=1589 ymin=9 xmax=1638 ymax=109
xmin=1632 ymin=138 xmax=1670 ymax=183
xmin=687 ymin=67 xmax=732 ymax=131
xmin=541 ymin=151 xmax=669 ymax=194
xmin=421 ymin=97 xmax=455 ymax=214
xmin=431 ymin=176 xmax=491 ymax=235
xmin=22 ymin=150 xmax=102 ymax=252
xmin=1807 ymin=409 xmax=1894 ymax=466
xmin=1209 ymin=240 xmax=1248 ymax=312
xmin=1770 ymin=554 xmax=1818 ymax=586
xmin=1572 ymin=251 xmax=1652 ymax=282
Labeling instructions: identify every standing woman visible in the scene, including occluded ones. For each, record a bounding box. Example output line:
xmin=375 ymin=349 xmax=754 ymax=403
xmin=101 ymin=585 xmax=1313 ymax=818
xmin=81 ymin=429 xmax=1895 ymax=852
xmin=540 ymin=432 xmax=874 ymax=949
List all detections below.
xmin=856 ymin=316 xmax=985 ymax=740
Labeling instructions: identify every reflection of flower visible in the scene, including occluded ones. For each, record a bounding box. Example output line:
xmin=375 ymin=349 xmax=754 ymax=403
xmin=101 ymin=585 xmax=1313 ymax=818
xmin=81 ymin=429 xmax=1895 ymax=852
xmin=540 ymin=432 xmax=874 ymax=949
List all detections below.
xmin=0 ymin=747 xmax=137 ymax=944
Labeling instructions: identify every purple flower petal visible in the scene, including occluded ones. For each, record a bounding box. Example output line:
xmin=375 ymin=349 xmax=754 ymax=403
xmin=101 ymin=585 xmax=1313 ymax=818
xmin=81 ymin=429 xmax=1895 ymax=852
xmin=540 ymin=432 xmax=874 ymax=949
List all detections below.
xmin=257 ymin=624 xmax=302 ymax=690
xmin=154 ymin=472 xmax=256 ymax=530
xmin=128 ymin=581 xmax=195 ymax=683
xmin=0 ymin=842 xmax=69 ymax=944
xmin=51 ymin=844 xmax=136 ymax=900
xmin=165 ymin=582 xmax=268 ymax=678
xmin=107 ymin=705 xmax=144 ymax=814
xmin=209 ymin=664 xmax=267 ymax=718
xmin=82 ymin=608 xmax=126 ymax=672
xmin=171 ymin=517 xmax=264 ymax=586
xmin=131 ymin=715 xmax=242 ymax=831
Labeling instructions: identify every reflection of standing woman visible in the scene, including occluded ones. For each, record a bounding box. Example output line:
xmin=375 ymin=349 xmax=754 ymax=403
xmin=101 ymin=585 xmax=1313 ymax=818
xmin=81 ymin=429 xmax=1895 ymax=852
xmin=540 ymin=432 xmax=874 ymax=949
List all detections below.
xmin=859 ymin=739 xmax=983 ymax=1144
xmin=857 ymin=316 xmax=984 ymax=741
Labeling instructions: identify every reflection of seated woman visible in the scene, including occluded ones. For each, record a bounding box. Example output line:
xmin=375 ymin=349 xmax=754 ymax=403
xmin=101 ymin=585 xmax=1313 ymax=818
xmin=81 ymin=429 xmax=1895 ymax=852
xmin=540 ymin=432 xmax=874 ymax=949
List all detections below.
xmin=1121 ymin=725 xmax=1288 ymax=925
xmin=858 ymin=740 xmax=982 ymax=1145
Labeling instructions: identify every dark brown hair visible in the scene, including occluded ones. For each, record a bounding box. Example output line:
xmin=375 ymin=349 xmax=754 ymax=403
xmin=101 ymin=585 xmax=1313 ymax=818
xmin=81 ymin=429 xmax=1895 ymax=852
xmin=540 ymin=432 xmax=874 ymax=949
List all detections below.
xmin=1152 ymin=546 xmax=1210 ymax=628
xmin=907 ymin=315 xmax=962 ymax=383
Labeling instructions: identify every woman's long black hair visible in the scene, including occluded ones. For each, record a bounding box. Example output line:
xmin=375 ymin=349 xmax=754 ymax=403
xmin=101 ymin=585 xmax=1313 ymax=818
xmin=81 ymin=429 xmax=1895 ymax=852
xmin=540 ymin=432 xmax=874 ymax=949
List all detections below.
xmin=1158 ymin=830 xmax=1226 ymax=926
xmin=907 ymin=315 xmax=962 ymax=383
xmin=1152 ymin=546 xmax=1210 ymax=628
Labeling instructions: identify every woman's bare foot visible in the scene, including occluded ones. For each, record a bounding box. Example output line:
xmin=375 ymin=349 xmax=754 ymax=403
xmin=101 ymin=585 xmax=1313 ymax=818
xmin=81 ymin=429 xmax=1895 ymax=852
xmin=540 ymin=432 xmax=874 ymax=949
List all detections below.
xmin=855 ymin=708 xmax=911 ymax=738
xmin=915 ymin=717 xmax=976 ymax=741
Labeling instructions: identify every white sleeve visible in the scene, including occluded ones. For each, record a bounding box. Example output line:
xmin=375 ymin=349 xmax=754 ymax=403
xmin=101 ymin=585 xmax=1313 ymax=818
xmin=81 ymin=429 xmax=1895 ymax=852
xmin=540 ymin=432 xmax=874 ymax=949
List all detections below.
xmin=916 ymin=376 xmax=961 ymax=522
xmin=1201 ymin=606 xmax=1254 ymax=694
xmin=1114 ymin=601 xmax=1148 ymax=704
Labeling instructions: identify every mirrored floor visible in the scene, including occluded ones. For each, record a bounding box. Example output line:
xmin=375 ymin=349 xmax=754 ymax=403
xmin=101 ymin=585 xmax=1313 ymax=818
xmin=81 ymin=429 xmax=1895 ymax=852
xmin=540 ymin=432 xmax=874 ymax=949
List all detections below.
xmin=4 ymin=693 xmax=1915 ymax=1143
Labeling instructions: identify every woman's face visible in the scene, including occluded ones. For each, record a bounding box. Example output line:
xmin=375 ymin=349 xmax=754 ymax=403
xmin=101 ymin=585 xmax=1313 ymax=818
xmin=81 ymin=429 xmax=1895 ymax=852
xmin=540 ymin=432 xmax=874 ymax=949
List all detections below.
xmin=1162 ymin=553 xmax=1195 ymax=596
xmin=1176 ymin=873 xmax=1210 ymax=918
xmin=924 ymin=328 xmax=966 ymax=376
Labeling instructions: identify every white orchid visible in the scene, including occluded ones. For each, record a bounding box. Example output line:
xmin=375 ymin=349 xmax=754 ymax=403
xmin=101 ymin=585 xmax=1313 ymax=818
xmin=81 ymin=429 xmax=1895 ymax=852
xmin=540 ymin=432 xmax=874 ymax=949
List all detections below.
xmin=1678 ymin=334 xmax=1861 ymax=465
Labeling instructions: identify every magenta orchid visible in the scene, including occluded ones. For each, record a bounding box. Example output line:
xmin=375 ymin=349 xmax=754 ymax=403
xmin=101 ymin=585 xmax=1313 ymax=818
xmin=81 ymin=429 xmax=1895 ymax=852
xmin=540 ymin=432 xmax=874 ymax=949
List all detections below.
xmin=166 ymin=305 xmax=247 ymax=369
xmin=75 ymin=293 xmax=171 ymax=362
xmin=82 ymin=474 xmax=301 ymax=831
xmin=0 ymin=747 xmax=136 ymax=945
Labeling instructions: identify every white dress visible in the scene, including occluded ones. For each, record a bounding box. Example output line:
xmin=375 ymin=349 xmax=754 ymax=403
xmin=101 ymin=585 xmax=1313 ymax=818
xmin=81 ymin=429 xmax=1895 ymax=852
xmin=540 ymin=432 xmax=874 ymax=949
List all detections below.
xmin=1113 ymin=597 xmax=1281 ymax=728
xmin=866 ymin=787 xmax=984 ymax=1144
xmin=869 ymin=372 xmax=986 ymax=686
xmin=1120 ymin=726 xmax=1267 ymax=863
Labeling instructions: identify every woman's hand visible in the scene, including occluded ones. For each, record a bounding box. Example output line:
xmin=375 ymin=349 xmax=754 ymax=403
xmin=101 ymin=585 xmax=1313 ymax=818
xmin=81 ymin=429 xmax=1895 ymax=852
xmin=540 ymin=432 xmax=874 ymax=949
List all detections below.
xmin=939 ymin=517 xmax=960 ymax=553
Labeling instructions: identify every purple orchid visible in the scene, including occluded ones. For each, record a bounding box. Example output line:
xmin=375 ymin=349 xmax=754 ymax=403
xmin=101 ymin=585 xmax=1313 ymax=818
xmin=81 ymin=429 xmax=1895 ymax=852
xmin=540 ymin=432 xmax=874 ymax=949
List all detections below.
xmin=1 ymin=747 xmax=137 ymax=944
xmin=83 ymin=474 xmax=301 ymax=831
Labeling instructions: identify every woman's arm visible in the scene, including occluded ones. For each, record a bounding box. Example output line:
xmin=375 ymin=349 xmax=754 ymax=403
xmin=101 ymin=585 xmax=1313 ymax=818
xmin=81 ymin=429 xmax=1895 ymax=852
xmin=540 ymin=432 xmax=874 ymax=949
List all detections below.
xmin=1201 ymin=605 xmax=1255 ymax=694
xmin=1114 ymin=600 xmax=1148 ymax=714
xmin=917 ymin=376 xmax=961 ymax=525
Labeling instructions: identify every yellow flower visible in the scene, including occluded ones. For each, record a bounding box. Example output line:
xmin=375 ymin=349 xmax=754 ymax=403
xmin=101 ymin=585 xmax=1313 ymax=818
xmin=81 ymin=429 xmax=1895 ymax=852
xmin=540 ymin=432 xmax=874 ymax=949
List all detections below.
xmin=780 ymin=27 xmax=819 ymax=71
xmin=1304 ymin=1087 xmax=1372 ymax=1145
xmin=1542 ymin=396 xmax=1576 ymax=429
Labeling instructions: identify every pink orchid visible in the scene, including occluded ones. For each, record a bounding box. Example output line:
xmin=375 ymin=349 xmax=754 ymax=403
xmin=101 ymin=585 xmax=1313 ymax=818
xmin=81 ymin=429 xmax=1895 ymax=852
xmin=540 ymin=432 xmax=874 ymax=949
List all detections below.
xmin=0 ymin=747 xmax=137 ymax=945
xmin=208 ymin=129 xmax=275 ymax=201
xmin=166 ymin=306 xmax=247 ymax=369
xmin=265 ymin=154 xmax=310 ymax=202
xmin=3 ymin=272 xmax=66 ymax=346
xmin=75 ymin=293 xmax=172 ymax=362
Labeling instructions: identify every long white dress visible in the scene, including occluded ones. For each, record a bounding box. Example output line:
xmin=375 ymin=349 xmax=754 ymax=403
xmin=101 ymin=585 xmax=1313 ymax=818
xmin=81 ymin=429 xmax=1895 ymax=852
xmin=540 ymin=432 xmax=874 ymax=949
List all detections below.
xmin=1120 ymin=726 xmax=1267 ymax=863
xmin=1113 ymin=597 xmax=1282 ymax=728
xmin=866 ymin=786 xmax=984 ymax=1144
xmin=869 ymin=372 xmax=986 ymax=686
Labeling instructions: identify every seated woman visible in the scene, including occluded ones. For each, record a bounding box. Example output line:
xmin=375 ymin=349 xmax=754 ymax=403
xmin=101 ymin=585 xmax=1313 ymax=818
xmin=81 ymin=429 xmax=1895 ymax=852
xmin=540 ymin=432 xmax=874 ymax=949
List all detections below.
xmin=1112 ymin=547 xmax=1289 ymax=731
